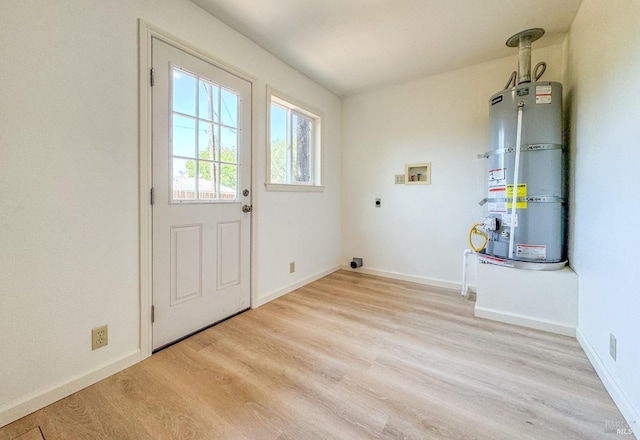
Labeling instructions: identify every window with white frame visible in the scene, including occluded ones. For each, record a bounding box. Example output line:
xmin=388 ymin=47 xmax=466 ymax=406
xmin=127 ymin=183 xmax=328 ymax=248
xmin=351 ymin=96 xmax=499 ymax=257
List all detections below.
xmin=171 ymin=67 xmax=240 ymax=202
xmin=267 ymin=90 xmax=323 ymax=190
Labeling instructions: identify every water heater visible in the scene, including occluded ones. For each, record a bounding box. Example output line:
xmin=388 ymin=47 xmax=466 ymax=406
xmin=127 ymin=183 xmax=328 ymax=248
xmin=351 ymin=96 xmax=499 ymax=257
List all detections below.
xmin=474 ymin=29 xmax=567 ymax=269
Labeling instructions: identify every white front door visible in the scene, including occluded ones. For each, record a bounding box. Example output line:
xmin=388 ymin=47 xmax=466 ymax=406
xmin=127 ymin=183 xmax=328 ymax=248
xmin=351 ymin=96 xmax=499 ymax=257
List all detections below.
xmin=151 ymin=38 xmax=252 ymax=350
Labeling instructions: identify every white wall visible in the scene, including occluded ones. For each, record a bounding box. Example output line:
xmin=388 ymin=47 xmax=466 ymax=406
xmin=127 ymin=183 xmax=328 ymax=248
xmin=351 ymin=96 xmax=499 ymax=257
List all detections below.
xmin=341 ymin=44 xmax=565 ymax=288
xmin=3 ymin=0 xmax=637 ymax=432
xmin=0 ymin=0 xmax=340 ymax=426
xmin=566 ymin=0 xmax=640 ymax=430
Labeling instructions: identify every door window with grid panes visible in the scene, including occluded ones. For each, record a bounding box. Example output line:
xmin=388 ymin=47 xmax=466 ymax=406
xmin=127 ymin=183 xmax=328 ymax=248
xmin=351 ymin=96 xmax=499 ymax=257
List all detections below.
xmin=172 ymin=67 xmax=239 ymax=202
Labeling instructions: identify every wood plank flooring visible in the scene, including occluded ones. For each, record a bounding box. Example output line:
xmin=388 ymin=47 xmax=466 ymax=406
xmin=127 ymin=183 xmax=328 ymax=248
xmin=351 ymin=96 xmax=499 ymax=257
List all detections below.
xmin=1 ymin=270 xmax=629 ymax=440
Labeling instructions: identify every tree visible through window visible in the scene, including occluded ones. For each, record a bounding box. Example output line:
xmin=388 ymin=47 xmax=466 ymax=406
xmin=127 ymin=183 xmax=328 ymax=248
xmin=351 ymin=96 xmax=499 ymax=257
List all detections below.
xmin=171 ymin=67 xmax=239 ymax=201
xmin=268 ymin=92 xmax=321 ymax=187
xmin=293 ymin=114 xmax=311 ymax=183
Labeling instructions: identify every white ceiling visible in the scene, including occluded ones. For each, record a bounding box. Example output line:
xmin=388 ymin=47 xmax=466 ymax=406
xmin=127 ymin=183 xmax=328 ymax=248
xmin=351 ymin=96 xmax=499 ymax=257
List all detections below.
xmin=189 ymin=0 xmax=582 ymax=97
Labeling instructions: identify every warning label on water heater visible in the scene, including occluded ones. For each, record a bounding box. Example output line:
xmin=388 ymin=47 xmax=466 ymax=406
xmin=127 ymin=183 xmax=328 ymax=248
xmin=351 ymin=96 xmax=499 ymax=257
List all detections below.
xmin=488 ymin=202 xmax=507 ymax=214
xmin=488 ymin=186 xmax=507 ymax=214
xmin=477 ymin=254 xmax=514 ymax=268
xmin=506 ymin=184 xmax=528 ymax=209
xmin=516 ymin=244 xmax=547 ymax=260
xmin=536 ymin=85 xmax=552 ymax=104
xmin=501 ymin=213 xmax=518 ymax=227
xmin=488 ymin=168 xmax=506 ymax=186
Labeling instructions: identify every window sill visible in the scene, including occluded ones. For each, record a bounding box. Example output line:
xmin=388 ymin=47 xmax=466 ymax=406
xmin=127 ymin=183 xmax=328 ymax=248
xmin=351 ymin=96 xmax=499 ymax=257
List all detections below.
xmin=265 ymin=183 xmax=325 ymax=192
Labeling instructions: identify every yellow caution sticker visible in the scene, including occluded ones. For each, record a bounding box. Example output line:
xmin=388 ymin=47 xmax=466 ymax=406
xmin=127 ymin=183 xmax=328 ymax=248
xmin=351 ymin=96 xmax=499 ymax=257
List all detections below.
xmin=506 ymin=184 xmax=527 ymax=209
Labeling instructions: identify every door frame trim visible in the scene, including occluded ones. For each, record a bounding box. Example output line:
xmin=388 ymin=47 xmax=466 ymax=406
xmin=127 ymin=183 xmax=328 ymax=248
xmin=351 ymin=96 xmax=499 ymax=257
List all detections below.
xmin=138 ymin=20 xmax=257 ymax=359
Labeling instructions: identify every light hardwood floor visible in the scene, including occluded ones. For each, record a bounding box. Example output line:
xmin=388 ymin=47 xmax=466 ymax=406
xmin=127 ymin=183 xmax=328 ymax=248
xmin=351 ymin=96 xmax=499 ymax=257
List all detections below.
xmin=1 ymin=271 xmax=629 ymax=440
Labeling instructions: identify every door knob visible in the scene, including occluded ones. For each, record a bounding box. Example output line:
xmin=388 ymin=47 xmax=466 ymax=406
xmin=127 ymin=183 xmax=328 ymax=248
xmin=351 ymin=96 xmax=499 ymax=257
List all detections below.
xmin=242 ymin=205 xmax=252 ymax=213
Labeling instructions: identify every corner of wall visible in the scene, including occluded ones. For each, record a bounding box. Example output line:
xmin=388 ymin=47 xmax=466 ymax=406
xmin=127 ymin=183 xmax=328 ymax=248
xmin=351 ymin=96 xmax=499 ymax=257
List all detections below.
xmin=577 ymin=329 xmax=639 ymax=435
xmin=567 ymin=0 xmax=640 ymax=433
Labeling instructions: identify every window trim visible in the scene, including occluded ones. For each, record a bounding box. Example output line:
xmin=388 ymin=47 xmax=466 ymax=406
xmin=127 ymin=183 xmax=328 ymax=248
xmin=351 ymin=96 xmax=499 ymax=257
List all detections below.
xmin=266 ymin=86 xmax=324 ymax=191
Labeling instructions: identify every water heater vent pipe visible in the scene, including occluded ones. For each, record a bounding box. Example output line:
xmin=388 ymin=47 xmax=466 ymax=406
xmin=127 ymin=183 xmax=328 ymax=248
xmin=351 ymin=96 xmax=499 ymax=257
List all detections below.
xmin=506 ymin=28 xmax=545 ymax=85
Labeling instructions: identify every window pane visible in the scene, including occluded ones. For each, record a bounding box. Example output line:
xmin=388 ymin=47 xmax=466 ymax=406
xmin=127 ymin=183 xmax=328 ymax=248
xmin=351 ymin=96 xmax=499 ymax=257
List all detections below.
xmin=220 ymin=126 xmax=238 ymax=164
xmin=270 ymin=104 xmax=287 ymax=143
xmin=292 ymin=113 xmax=312 ymax=183
xmin=198 ymin=161 xmax=217 ymax=200
xmin=198 ymin=81 xmax=219 ymax=122
xmin=220 ymin=89 xmax=238 ymax=127
xmin=172 ymin=158 xmax=196 ymax=201
xmin=173 ymin=69 xmax=196 ymax=117
xmin=220 ymin=164 xmax=237 ymax=199
xmin=268 ymin=94 xmax=321 ymax=187
xmin=270 ymin=104 xmax=287 ymax=184
xmin=198 ymin=122 xmax=217 ymax=160
xmin=173 ymin=115 xmax=197 ymax=158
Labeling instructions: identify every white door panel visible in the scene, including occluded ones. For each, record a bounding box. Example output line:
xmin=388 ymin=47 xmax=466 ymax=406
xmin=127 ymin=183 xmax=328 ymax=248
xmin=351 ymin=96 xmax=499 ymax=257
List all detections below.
xmin=151 ymin=38 xmax=251 ymax=350
xmin=217 ymin=221 xmax=242 ymax=289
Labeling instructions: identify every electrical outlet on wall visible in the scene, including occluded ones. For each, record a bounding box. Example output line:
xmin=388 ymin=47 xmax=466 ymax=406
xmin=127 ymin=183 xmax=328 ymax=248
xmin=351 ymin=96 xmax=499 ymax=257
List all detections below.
xmin=92 ymin=325 xmax=108 ymax=350
xmin=290 ymin=262 xmax=295 ymax=273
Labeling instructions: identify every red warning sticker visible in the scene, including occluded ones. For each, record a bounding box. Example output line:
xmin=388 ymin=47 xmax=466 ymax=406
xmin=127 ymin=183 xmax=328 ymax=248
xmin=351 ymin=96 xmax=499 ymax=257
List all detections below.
xmin=536 ymin=85 xmax=552 ymax=104
xmin=477 ymin=254 xmax=514 ymax=267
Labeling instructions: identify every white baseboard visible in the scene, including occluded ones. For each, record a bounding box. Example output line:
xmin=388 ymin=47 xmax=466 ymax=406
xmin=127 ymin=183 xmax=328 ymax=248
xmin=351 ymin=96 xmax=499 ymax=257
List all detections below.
xmin=253 ymin=265 xmax=341 ymax=308
xmin=338 ymin=265 xmax=461 ymax=291
xmin=0 ymin=350 xmax=141 ymax=428
xmin=474 ymin=305 xmax=576 ymax=337
xmin=577 ymin=328 xmax=638 ymax=435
